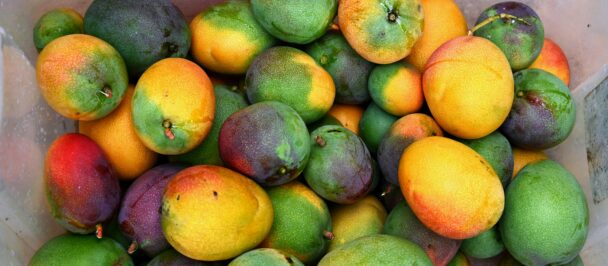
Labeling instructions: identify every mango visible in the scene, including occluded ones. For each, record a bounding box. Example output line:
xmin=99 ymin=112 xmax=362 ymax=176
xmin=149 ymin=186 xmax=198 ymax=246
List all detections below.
xmin=45 ymin=133 xmax=120 ymax=235
xmin=358 ymin=102 xmax=398 ymax=154
xmin=84 ymin=0 xmax=191 ymax=77
xmin=170 ymin=83 xmax=248 ymax=166
xmin=30 ymin=234 xmax=132 ymax=266
xmin=260 ymin=181 xmax=332 ymax=264
xmin=229 ymin=248 xmax=304 ymax=266
xmin=378 ymin=113 xmax=443 ymax=185
xmin=500 ymin=69 xmax=575 ymax=149
xmin=501 ymin=160 xmax=588 ymax=265
xmin=318 ymin=234 xmax=433 ymax=265
xmin=473 ymin=2 xmax=544 ymax=70
xmin=219 ymin=101 xmax=310 ymax=186
xmin=458 ymin=131 xmax=514 ymax=188
xmin=384 ymin=201 xmax=461 ymax=266
xmin=328 ymin=195 xmax=387 ymax=251
xmin=399 ymin=137 xmax=504 ymax=239
xmin=305 ymin=125 xmax=373 ymax=204
xmin=161 ymin=165 xmax=273 ymax=261
xmin=118 ymin=164 xmax=184 ymax=257
xmin=460 ymin=226 xmax=505 ymax=259
xmin=306 ymin=31 xmax=373 ymax=104
xmin=147 ymin=249 xmax=222 ymax=266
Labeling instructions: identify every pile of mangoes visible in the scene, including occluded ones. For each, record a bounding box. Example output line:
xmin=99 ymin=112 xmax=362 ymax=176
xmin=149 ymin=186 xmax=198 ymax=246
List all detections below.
xmin=30 ymin=0 xmax=586 ymax=265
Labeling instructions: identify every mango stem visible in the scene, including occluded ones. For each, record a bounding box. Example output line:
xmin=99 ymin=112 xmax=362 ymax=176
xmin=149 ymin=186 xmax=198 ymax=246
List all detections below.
xmin=468 ymin=13 xmax=531 ymax=36
xmin=95 ymin=224 xmax=103 ymax=239
xmin=323 ymin=230 xmax=335 ymax=240
xmin=315 ymin=135 xmax=326 ymax=147
xmin=99 ymin=86 xmax=112 ymax=98
xmin=278 ymin=166 xmax=287 ymax=175
xmin=387 ymin=11 xmax=398 ymax=22
xmin=163 ymin=119 xmax=175 ymax=140
xmin=380 ymin=185 xmax=393 ymax=197
xmin=329 ymin=23 xmax=339 ymax=31
xmin=127 ymin=241 xmax=138 ymax=254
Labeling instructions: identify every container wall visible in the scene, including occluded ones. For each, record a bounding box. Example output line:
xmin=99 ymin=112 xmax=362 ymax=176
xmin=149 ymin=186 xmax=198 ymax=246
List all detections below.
xmin=1 ymin=0 xmax=607 ymax=265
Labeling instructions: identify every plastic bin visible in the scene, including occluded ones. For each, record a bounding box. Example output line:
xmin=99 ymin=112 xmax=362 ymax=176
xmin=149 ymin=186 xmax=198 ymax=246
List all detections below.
xmin=1 ymin=0 xmax=607 ymax=265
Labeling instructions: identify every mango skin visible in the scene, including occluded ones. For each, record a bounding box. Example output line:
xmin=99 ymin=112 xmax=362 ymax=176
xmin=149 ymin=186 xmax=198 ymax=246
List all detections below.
xmin=338 ymin=0 xmax=424 ymax=64
xmin=422 ymin=36 xmax=514 ymax=139
xmin=147 ymin=249 xmax=222 ymax=266
xmin=358 ymin=102 xmax=398 ymax=154
xmin=118 ymin=164 xmax=185 ymax=257
xmin=447 ymin=252 xmax=470 ymax=266
xmin=500 ymin=69 xmax=575 ymax=150
xmin=245 ymin=46 xmax=335 ymax=123
xmin=306 ymin=32 xmax=373 ymax=104
xmin=30 ymin=234 xmax=133 ymax=266
xmin=251 ymin=0 xmax=337 ymax=44
xmin=318 ymin=234 xmax=433 ymax=266
xmin=383 ymin=201 xmax=461 ymax=266
xmin=33 ymin=8 xmax=83 ymax=51
xmin=170 ymin=83 xmax=248 ymax=166
xmin=460 ymin=226 xmax=505 ymax=259
xmin=473 ymin=1 xmax=544 ymax=70
xmin=36 ymin=34 xmax=128 ymax=121
xmin=84 ymin=0 xmax=191 ymax=77
xmin=229 ymin=248 xmax=304 ymax=266
xmin=219 ymin=101 xmax=310 ymax=186
xmin=328 ymin=195 xmax=387 ymax=251
xmin=260 ymin=181 xmax=332 ymax=264
xmin=377 ymin=113 xmax=443 ymax=185
xmin=399 ymin=136 xmax=505 ymax=239
xmin=458 ymin=131 xmax=514 ymax=188
xmin=190 ymin=0 xmax=277 ymax=74
xmin=45 ymin=133 xmax=120 ymax=234
xmin=501 ymin=160 xmax=588 ymax=265
xmin=161 ymin=165 xmax=274 ymax=261
xmin=305 ymin=125 xmax=374 ymax=204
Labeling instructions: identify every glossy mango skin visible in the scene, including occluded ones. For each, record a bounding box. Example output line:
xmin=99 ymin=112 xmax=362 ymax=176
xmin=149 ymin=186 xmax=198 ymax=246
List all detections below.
xmin=473 ymin=1 xmax=544 ymax=70
xmin=500 ymin=69 xmax=575 ymax=150
xmin=118 ymin=164 xmax=185 ymax=257
xmin=45 ymin=133 xmax=120 ymax=234
xmin=219 ymin=101 xmax=310 ymax=186
xmin=338 ymin=0 xmax=424 ymax=64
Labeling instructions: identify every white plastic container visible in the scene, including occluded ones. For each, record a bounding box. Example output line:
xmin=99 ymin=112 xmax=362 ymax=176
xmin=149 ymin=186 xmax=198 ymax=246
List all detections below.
xmin=1 ymin=0 xmax=607 ymax=265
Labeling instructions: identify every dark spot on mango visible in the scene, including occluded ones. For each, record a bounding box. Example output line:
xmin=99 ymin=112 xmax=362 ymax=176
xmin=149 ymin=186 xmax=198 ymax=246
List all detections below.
xmin=176 ymin=194 xmax=180 ymax=201
xmin=213 ymin=191 xmax=218 ymax=199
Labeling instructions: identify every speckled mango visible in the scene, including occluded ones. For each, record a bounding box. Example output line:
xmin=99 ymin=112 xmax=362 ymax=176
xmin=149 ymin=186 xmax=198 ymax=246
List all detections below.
xmin=245 ymin=46 xmax=335 ymax=123
xmin=219 ymin=101 xmax=310 ymax=186
xmin=305 ymin=125 xmax=374 ymax=204
xmin=190 ymin=0 xmax=277 ymax=74
xmin=500 ymin=69 xmax=575 ymax=150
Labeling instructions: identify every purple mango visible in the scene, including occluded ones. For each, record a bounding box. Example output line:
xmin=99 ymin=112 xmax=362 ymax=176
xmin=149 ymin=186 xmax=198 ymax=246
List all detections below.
xmin=118 ymin=164 xmax=185 ymax=257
